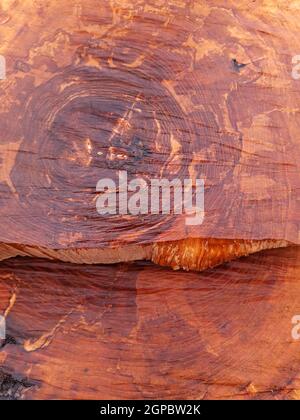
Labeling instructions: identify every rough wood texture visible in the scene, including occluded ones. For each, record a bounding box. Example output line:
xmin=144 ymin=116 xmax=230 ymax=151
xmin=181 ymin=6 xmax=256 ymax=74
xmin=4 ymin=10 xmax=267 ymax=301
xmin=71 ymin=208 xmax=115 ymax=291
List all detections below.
xmin=0 ymin=0 xmax=298 ymax=269
xmin=0 ymin=246 xmax=299 ymax=400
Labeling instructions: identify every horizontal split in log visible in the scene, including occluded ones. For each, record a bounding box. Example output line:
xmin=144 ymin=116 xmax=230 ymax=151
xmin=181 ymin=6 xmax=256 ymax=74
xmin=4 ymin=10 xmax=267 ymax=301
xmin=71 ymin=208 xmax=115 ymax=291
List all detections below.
xmin=0 ymin=238 xmax=290 ymax=271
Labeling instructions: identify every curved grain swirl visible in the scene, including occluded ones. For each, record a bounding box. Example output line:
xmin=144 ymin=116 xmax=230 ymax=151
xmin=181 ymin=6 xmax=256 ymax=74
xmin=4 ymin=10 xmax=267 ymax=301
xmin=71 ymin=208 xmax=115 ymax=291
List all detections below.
xmin=0 ymin=0 xmax=298 ymax=269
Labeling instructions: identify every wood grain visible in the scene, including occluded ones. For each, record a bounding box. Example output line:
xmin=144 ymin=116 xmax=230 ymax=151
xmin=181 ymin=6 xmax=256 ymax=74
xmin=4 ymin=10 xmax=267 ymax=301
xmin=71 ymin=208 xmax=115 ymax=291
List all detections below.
xmin=0 ymin=0 xmax=298 ymax=269
xmin=0 ymin=246 xmax=300 ymax=400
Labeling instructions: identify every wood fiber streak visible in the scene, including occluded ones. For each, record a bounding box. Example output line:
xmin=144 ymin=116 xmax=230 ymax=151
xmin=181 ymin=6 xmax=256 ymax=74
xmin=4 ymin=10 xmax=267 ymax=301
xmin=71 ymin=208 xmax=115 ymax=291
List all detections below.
xmin=0 ymin=1 xmax=298 ymax=269
xmin=0 ymin=247 xmax=299 ymax=400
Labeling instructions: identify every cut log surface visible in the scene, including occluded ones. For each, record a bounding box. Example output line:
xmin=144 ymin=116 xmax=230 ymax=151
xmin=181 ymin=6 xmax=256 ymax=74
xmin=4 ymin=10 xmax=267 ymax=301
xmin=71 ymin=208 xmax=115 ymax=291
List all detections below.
xmin=0 ymin=0 xmax=299 ymax=269
xmin=0 ymin=247 xmax=299 ymax=400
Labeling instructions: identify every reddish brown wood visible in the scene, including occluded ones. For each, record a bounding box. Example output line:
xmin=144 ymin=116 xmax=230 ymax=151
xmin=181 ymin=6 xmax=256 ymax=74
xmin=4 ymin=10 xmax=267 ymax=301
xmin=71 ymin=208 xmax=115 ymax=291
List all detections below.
xmin=0 ymin=1 xmax=298 ymax=270
xmin=0 ymin=246 xmax=300 ymax=400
